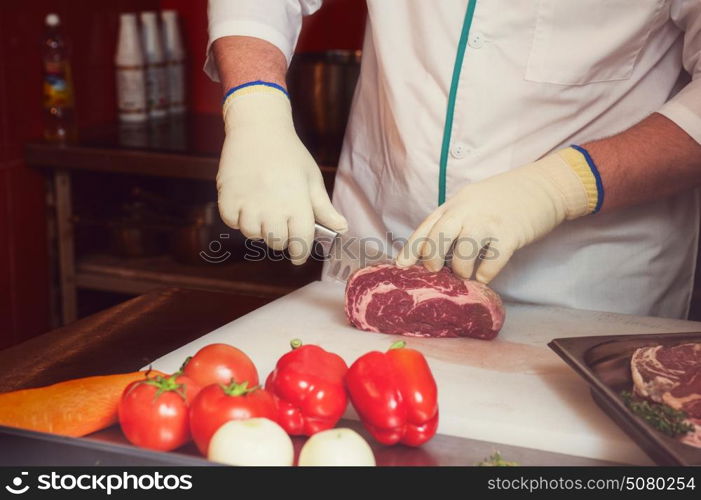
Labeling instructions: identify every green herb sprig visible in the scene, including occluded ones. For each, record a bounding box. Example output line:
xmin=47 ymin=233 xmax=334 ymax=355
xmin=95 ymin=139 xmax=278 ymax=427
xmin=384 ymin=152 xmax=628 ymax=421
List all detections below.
xmin=476 ymin=452 xmax=519 ymax=467
xmin=620 ymin=391 xmax=694 ymax=437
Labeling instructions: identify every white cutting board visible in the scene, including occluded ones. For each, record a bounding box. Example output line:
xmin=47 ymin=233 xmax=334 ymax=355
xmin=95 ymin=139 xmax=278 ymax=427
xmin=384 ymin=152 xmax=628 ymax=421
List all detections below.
xmin=148 ymin=281 xmax=701 ymax=465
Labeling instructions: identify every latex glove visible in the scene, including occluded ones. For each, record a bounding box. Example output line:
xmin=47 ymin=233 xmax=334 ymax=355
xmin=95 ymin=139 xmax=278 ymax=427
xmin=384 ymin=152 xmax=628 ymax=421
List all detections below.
xmin=217 ymin=84 xmax=347 ymax=265
xmin=396 ymin=147 xmax=602 ymax=283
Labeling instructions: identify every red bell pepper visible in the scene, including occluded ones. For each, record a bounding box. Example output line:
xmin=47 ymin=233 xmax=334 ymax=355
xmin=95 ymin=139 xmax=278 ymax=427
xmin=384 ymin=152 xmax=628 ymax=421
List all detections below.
xmin=346 ymin=340 xmax=438 ymax=446
xmin=265 ymin=339 xmax=348 ymax=435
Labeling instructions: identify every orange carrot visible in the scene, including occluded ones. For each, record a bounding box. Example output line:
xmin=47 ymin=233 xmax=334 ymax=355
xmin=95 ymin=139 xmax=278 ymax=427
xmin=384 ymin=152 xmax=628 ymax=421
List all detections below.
xmin=0 ymin=371 xmax=164 ymax=437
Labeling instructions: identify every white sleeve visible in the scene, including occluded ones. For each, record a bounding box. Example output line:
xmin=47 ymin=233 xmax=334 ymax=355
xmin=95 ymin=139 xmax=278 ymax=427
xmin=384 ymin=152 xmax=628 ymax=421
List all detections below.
xmin=657 ymin=0 xmax=701 ymax=144
xmin=204 ymin=0 xmax=323 ymax=82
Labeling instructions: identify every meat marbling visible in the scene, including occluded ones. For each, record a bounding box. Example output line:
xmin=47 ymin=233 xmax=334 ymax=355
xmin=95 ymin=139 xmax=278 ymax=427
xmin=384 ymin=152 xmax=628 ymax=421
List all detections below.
xmin=631 ymin=342 xmax=701 ymax=448
xmin=631 ymin=343 xmax=701 ymax=414
xmin=344 ymin=264 xmax=505 ymax=339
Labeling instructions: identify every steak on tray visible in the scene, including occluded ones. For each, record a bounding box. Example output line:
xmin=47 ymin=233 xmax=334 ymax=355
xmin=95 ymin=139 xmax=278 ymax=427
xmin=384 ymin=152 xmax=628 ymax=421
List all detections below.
xmin=631 ymin=342 xmax=701 ymax=448
xmin=631 ymin=343 xmax=701 ymax=414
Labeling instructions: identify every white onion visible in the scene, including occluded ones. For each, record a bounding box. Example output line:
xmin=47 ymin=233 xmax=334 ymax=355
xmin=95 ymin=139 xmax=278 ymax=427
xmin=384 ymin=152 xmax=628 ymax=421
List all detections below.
xmin=208 ymin=418 xmax=294 ymax=466
xmin=298 ymin=428 xmax=376 ymax=466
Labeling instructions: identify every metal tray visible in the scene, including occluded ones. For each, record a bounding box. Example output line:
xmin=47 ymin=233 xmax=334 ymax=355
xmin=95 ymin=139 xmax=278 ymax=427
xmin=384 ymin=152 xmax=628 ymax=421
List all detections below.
xmin=0 ymin=425 xmax=213 ymax=466
xmin=0 ymin=418 xmax=620 ymax=467
xmin=548 ymin=332 xmax=701 ymax=466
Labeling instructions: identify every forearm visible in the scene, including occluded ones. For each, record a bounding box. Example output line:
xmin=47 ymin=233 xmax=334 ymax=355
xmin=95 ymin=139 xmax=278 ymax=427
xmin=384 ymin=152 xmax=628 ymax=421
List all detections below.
xmin=583 ymin=113 xmax=701 ymax=212
xmin=212 ymin=36 xmax=288 ymax=96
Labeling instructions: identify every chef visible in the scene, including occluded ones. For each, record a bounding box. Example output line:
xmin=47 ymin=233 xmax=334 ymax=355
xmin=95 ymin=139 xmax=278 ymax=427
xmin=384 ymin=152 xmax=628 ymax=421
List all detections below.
xmin=206 ymin=1 xmax=701 ymax=319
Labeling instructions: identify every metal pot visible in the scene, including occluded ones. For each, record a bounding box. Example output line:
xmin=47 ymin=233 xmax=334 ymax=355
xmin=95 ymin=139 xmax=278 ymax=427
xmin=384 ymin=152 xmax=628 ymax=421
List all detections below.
xmin=287 ymin=50 xmax=362 ymax=166
xmin=109 ymin=223 xmax=166 ymax=258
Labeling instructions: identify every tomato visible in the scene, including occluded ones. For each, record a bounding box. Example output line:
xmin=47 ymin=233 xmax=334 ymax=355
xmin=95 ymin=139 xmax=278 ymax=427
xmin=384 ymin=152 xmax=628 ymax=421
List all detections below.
xmin=176 ymin=375 xmax=201 ymax=401
xmin=189 ymin=381 xmax=276 ymax=455
xmin=118 ymin=374 xmax=201 ymax=451
xmin=182 ymin=343 xmax=259 ymax=388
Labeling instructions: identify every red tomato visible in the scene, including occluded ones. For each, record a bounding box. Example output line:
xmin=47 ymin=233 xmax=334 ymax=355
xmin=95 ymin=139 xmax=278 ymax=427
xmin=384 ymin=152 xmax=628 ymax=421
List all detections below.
xmin=183 ymin=343 xmax=259 ymax=388
xmin=118 ymin=374 xmax=201 ymax=451
xmin=174 ymin=374 xmax=201 ymax=402
xmin=189 ymin=381 xmax=276 ymax=455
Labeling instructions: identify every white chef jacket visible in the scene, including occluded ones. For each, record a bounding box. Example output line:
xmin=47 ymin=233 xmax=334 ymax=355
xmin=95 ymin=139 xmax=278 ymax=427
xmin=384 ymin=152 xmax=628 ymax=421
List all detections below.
xmin=206 ymin=0 xmax=701 ymax=319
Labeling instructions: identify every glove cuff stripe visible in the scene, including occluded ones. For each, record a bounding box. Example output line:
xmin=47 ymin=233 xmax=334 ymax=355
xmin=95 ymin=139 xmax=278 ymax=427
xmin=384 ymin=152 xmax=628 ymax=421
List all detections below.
xmin=563 ymin=145 xmax=604 ymax=214
xmin=223 ymin=80 xmax=289 ymax=104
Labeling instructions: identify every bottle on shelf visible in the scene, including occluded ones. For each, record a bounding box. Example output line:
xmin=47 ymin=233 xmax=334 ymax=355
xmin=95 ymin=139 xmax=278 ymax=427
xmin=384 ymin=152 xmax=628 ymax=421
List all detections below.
xmin=115 ymin=13 xmax=147 ymax=123
xmin=42 ymin=13 xmax=77 ymax=142
xmin=140 ymin=11 xmax=168 ymax=120
xmin=161 ymin=9 xmax=186 ymax=115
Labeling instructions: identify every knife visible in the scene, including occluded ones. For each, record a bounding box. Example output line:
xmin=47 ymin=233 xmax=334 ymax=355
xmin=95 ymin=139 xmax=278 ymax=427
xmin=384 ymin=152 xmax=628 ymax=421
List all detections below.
xmin=314 ymin=223 xmax=392 ymax=282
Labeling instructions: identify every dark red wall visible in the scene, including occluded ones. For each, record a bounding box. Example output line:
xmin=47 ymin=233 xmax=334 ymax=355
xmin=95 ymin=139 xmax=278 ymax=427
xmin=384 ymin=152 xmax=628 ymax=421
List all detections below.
xmin=297 ymin=0 xmax=367 ymax=53
xmin=0 ymin=0 xmax=365 ymax=348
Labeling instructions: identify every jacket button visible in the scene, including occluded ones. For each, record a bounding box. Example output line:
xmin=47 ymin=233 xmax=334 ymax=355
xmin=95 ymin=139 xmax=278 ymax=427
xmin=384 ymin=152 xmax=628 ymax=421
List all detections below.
xmin=468 ymin=32 xmax=484 ymax=49
xmin=451 ymin=143 xmax=467 ymax=159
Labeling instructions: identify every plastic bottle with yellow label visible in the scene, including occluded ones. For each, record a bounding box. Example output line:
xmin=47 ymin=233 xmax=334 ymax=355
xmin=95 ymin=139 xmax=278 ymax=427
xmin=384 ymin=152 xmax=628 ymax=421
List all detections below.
xmin=42 ymin=13 xmax=77 ymax=142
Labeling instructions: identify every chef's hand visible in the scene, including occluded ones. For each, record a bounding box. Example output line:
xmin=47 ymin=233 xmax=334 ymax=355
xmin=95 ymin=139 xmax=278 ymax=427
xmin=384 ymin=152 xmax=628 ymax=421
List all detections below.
xmin=396 ymin=148 xmax=602 ymax=283
xmin=217 ymin=84 xmax=348 ymax=265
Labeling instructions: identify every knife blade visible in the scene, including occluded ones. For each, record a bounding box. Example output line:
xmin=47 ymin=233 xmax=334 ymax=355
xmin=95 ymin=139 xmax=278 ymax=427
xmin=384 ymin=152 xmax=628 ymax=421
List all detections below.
xmin=314 ymin=223 xmax=392 ymax=283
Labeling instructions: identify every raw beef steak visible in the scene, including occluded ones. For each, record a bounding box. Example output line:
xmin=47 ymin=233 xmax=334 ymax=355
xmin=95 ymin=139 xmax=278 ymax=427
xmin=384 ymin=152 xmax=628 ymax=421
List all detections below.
xmin=631 ymin=343 xmax=701 ymax=447
xmin=631 ymin=343 xmax=701 ymax=408
xmin=663 ymin=367 xmax=701 ymax=419
xmin=344 ymin=264 xmax=505 ymax=339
